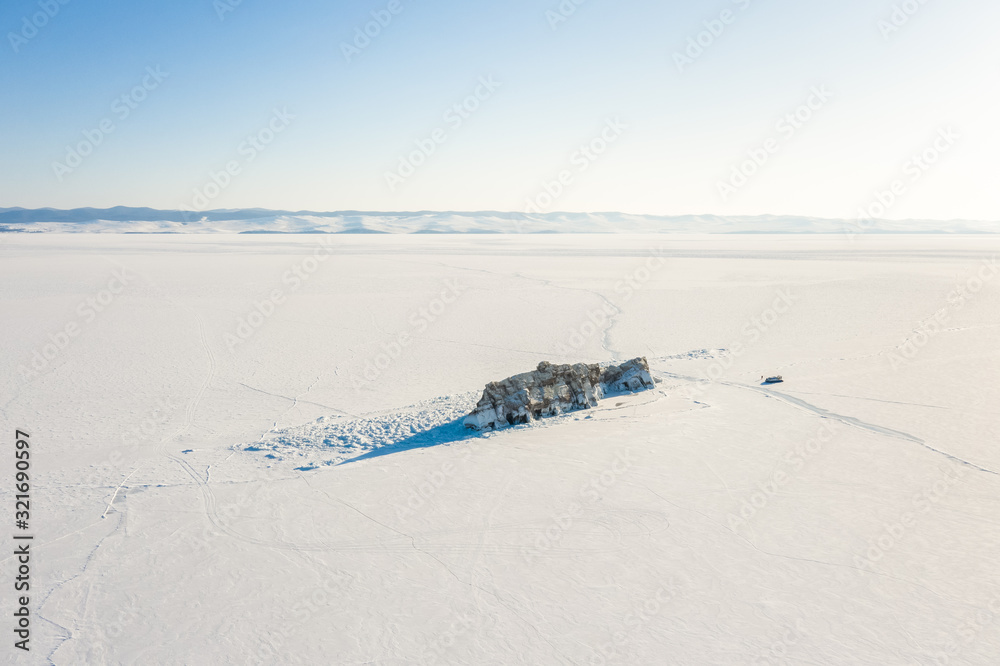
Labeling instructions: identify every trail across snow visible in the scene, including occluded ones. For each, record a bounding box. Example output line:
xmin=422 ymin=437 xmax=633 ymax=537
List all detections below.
xmin=733 ymin=382 xmax=1000 ymax=476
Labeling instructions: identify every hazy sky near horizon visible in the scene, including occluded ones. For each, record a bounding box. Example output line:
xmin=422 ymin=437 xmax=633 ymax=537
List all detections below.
xmin=2 ymin=0 xmax=998 ymax=220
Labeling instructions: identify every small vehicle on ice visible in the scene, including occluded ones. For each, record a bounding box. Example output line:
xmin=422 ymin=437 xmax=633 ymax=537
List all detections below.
xmin=762 ymin=375 xmax=783 ymax=384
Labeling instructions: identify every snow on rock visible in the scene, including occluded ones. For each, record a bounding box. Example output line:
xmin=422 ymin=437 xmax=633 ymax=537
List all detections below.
xmin=464 ymin=357 xmax=655 ymax=430
xmin=237 ymin=360 xmax=657 ymax=467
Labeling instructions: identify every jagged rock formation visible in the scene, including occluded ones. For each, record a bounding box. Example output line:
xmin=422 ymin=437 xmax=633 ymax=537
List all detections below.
xmin=463 ymin=357 xmax=655 ymax=430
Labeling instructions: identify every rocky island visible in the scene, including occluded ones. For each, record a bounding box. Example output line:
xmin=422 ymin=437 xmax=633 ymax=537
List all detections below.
xmin=464 ymin=357 xmax=656 ymax=430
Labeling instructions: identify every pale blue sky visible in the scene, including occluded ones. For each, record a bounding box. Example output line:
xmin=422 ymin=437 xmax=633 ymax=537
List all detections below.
xmin=2 ymin=0 xmax=997 ymax=219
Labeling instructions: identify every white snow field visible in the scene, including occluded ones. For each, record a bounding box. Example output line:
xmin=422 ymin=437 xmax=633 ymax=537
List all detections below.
xmin=2 ymin=233 xmax=1000 ymax=665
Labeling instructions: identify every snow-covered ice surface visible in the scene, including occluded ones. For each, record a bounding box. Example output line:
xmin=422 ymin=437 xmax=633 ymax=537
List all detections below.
xmin=2 ymin=233 xmax=1000 ymax=664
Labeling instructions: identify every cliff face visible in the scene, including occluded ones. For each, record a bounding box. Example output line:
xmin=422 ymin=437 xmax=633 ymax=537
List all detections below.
xmin=463 ymin=357 xmax=655 ymax=430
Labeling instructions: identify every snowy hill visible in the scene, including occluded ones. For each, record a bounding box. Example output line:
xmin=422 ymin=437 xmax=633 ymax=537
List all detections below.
xmin=1 ymin=207 xmax=997 ymax=234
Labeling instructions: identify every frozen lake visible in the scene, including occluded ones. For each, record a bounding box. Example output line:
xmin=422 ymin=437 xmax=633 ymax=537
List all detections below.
xmin=2 ymin=233 xmax=999 ymax=664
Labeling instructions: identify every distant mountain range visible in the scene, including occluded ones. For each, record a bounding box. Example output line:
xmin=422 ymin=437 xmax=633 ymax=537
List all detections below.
xmin=0 ymin=207 xmax=996 ymax=234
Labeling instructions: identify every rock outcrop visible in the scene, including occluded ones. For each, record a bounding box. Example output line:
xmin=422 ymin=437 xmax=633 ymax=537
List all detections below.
xmin=463 ymin=357 xmax=655 ymax=430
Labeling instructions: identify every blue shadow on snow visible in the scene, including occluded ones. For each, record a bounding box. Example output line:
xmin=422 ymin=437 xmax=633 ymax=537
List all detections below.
xmin=338 ymin=417 xmax=482 ymax=465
